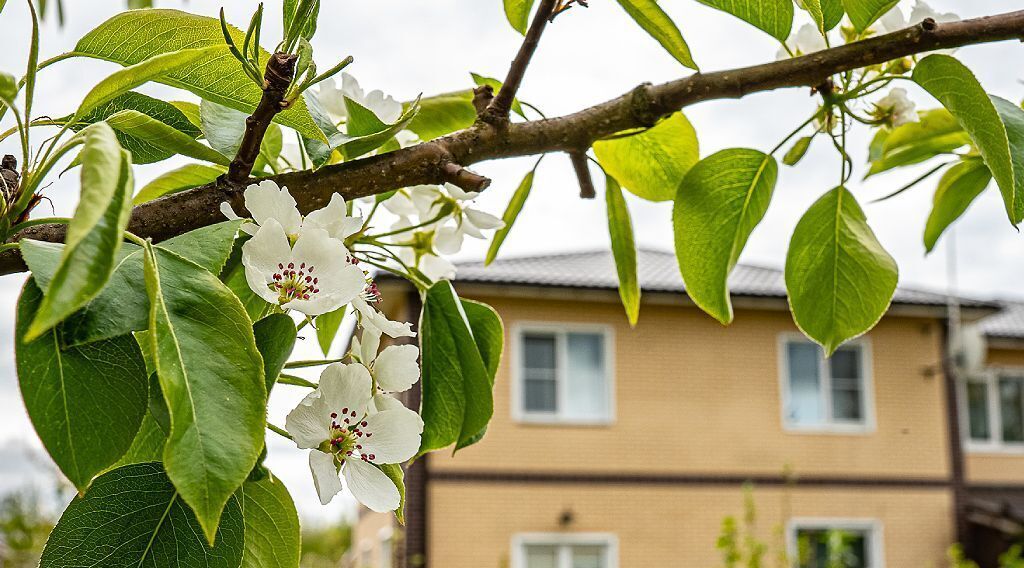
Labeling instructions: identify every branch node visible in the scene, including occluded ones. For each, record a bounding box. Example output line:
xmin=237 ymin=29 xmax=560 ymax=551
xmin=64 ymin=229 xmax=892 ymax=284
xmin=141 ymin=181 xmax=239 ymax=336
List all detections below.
xmin=920 ymin=17 xmax=938 ymax=32
xmin=1 ymin=155 xmax=20 ymax=204
xmin=472 ymin=85 xmax=495 ymax=116
xmin=568 ymin=151 xmax=596 ymax=199
xmin=226 ymin=52 xmax=298 ymax=185
xmin=440 ymin=162 xmax=491 ymax=193
xmin=629 ymin=83 xmax=661 ymax=127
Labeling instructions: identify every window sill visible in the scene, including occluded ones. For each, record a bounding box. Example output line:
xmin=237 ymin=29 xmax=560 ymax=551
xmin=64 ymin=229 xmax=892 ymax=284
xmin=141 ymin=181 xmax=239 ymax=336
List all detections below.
xmin=783 ymin=423 xmax=875 ymax=436
xmin=513 ymin=415 xmax=615 ymax=427
xmin=965 ymin=443 xmax=1024 ymax=456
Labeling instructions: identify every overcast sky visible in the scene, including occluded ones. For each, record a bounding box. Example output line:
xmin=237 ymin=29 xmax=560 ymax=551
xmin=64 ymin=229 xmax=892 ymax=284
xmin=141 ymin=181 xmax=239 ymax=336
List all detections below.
xmin=0 ymin=0 xmax=1020 ymax=523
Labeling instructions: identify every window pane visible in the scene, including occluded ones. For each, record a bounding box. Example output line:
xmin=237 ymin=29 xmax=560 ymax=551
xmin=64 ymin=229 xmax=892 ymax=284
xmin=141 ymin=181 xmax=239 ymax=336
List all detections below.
xmin=525 ymin=379 xmax=557 ymax=413
xmin=571 ymin=545 xmax=607 ymax=568
xmin=829 ymin=348 xmax=861 ymax=379
xmin=524 ymin=545 xmax=559 ymax=568
xmin=832 ymin=387 xmax=863 ymax=422
xmin=829 ymin=348 xmax=864 ymax=423
xmin=967 ymin=381 xmax=991 ymax=441
xmin=524 ymin=334 xmax=556 ymax=370
xmin=788 ymin=342 xmax=823 ymax=425
xmin=797 ymin=529 xmax=869 ymax=568
xmin=565 ymin=333 xmax=609 ymax=420
xmin=999 ymin=376 xmax=1024 ymax=443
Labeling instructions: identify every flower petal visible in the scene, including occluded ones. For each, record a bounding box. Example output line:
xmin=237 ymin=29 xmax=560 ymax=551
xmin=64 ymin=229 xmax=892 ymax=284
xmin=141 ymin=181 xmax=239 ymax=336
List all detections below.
xmin=360 ymin=407 xmax=424 ymax=464
xmin=465 ymin=207 xmax=505 ymax=231
xmin=353 ymin=299 xmax=416 ymax=339
xmin=242 ymin=219 xmax=293 ymax=305
xmin=360 ymin=326 xmax=382 ymax=365
xmin=342 ymin=456 xmax=400 ymax=513
xmin=319 ymin=363 xmax=372 ymax=418
xmin=434 ymin=225 xmax=463 ymax=255
xmin=220 ymin=201 xmax=241 ymax=221
xmin=304 ymin=193 xmax=363 ymax=241
xmin=286 ymin=390 xmax=331 ymax=450
xmin=374 ymin=344 xmax=420 ymax=393
xmin=443 ymin=182 xmax=478 ymax=201
xmin=370 ymin=393 xmax=406 ymax=414
xmin=309 ymin=450 xmax=344 ymax=505
xmin=244 ymin=180 xmax=303 ymax=235
xmin=419 ymin=254 xmax=456 ymax=282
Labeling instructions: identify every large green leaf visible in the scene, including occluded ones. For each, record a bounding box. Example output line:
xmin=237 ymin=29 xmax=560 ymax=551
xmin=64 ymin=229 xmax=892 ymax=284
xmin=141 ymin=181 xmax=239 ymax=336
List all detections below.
xmin=25 ymin=124 xmax=132 ymax=342
xmin=405 ymin=90 xmax=476 ymax=142
xmin=924 ymin=159 xmax=992 ymax=252
xmin=302 ymin=93 xmax=420 ymax=165
xmin=455 ymin=298 xmax=504 ymax=449
xmin=866 ymin=109 xmax=971 ymax=176
xmin=254 ymin=314 xmax=298 ymax=394
xmin=798 ymin=0 xmax=843 ymax=32
xmin=16 ymin=280 xmax=148 ymax=491
xmin=76 ymin=46 xmax=220 ymax=119
xmin=697 ymin=0 xmax=793 ymax=41
xmin=106 ymin=109 xmax=230 ymax=166
xmin=40 ymin=463 xmax=245 ymax=568
xmin=75 ymin=91 xmax=202 ymax=165
xmin=605 ymin=176 xmax=641 ymax=326
xmin=594 ymin=112 xmax=699 ymax=202
xmin=842 ymin=0 xmax=898 ymax=32
xmin=315 ymin=306 xmax=347 ymax=357
xmin=785 ymin=187 xmax=897 ymax=355
xmin=239 ymin=475 xmax=301 ymax=568
xmin=71 ymin=9 xmax=323 ymax=140
xmin=376 ymin=463 xmax=407 ymax=525
xmin=486 ymin=167 xmax=536 ymax=265
xmin=503 ymin=0 xmax=535 ymax=34
xmin=614 ymin=0 xmax=698 ymax=70
xmin=134 ymin=164 xmax=226 ymax=205
xmin=143 ymin=242 xmax=266 ymax=544
xmin=913 ymin=55 xmax=1023 ymax=224
xmin=674 ymin=149 xmax=777 ymax=324
xmin=22 ymin=221 xmax=242 ymax=346
xmin=419 ymin=282 xmax=495 ymax=454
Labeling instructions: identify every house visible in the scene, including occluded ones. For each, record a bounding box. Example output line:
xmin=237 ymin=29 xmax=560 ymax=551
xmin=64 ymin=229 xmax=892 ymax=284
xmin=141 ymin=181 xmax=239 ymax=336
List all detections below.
xmin=352 ymin=249 xmax=1024 ymax=568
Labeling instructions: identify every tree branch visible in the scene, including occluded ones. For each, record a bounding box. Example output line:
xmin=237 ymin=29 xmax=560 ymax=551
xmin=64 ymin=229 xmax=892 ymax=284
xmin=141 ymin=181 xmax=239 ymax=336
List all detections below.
xmin=483 ymin=0 xmax=559 ymax=122
xmin=569 ymin=152 xmax=596 ymax=199
xmin=3 ymin=11 xmax=1024 ymax=276
xmin=226 ymin=52 xmax=297 ymax=185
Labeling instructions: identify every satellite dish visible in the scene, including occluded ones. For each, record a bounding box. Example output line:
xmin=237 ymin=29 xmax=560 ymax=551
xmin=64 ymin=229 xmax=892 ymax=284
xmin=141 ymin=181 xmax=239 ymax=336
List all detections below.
xmin=951 ymin=324 xmax=987 ymax=374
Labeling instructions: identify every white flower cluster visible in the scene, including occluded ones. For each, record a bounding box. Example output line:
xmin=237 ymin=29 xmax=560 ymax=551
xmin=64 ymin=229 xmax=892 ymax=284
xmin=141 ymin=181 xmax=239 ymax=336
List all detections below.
xmin=381 ymin=183 xmax=506 ymax=282
xmin=318 ymin=73 xmax=419 ymax=148
xmin=874 ymin=87 xmax=918 ymax=127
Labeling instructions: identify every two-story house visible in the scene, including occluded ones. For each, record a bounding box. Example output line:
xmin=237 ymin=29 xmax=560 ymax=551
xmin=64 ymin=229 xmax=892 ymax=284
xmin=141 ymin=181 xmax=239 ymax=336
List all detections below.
xmin=352 ymin=249 xmax=1024 ymax=568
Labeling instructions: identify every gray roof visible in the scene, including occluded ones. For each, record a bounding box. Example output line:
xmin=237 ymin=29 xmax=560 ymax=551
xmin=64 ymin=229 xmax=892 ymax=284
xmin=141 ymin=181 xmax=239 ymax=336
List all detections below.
xmin=978 ymin=301 xmax=1024 ymax=339
xmin=454 ymin=248 xmax=995 ymax=308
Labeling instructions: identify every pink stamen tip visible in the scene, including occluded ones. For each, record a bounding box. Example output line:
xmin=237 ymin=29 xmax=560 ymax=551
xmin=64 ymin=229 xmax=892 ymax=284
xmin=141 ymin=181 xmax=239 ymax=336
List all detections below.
xmin=330 ymin=412 xmax=338 ymax=418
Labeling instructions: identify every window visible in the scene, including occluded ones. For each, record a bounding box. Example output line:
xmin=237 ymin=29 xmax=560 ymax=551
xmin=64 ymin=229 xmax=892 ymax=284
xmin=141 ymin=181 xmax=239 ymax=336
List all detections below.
xmin=788 ymin=520 xmax=883 ymax=568
xmin=515 ymin=326 xmax=613 ymax=423
xmin=780 ymin=337 xmax=872 ymax=431
xmin=513 ymin=534 xmax=617 ymax=568
xmin=964 ymin=371 xmax=1024 ymax=450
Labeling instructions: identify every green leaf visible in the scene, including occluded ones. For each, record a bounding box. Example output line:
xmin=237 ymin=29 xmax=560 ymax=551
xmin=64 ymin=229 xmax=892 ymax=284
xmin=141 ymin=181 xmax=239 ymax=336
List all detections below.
xmin=991 ymin=95 xmax=1024 ymax=225
xmin=134 ymin=164 xmax=226 ymax=205
xmin=143 ymin=242 xmax=266 ymax=544
xmin=315 ymin=306 xmax=347 ymax=357
xmin=594 ymin=112 xmax=699 ymax=202
xmin=72 ymin=9 xmax=323 ymax=140
xmin=16 ymin=280 xmax=149 ymax=491
xmin=376 ymin=463 xmax=407 ymax=525
xmin=913 ymin=55 xmax=1023 ymax=224
xmin=797 ymin=0 xmax=843 ymax=32
xmin=605 ymin=176 xmax=641 ymax=326
xmin=419 ymin=282 xmax=494 ymax=454
xmin=73 ymin=91 xmax=202 ymax=165
xmin=674 ymin=149 xmax=777 ymax=325
xmin=455 ymin=298 xmax=504 ymax=449
xmin=785 ymin=186 xmax=898 ymax=355
xmin=697 ymin=0 xmax=793 ymax=41
xmin=40 ymin=463 xmax=245 ymax=568
xmin=22 ymin=221 xmax=243 ymax=346
xmin=106 ymin=109 xmax=230 ymax=166
xmin=201 ymin=98 xmax=248 ymax=158
xmin=239 ymin=475 xmax=301 ymax=568
xmin=77 ymin=46 xmax=220 ymax=119
xmin=111 ymin=410 xmax=167 ymax=468
xmin=783 ymin=136 xmax=813 ymax=166
xmin=0 ymin=70 xmax=16 ymax=102
xmin=26 ymin=124 xmax=132 ymax=342
xmin=924 ymin=159 xmax=992 ymax=252
xmin=486 ymin=167 xmax=536 ymax=265
xmin=503 ymin=0 xmax=535 ymax=34
xmin=405 ymin=90 xmax=476 ymax=142
xmin=254 ymin=314 xmax=298 ymax=394
xmin=283 ymin=0 xmax=320 ymax=41
xmin=302 ymin=92 xmax=420 ymax=165
xmin=614 ymin=0 xmax=698 ymax=70
xmin=866 ymin=109 xmax=970 ymax=176
xmin=171 ymin=100 xmax=203 ymax=129
xmin=842 ymin=0 xmax=898 ymax=32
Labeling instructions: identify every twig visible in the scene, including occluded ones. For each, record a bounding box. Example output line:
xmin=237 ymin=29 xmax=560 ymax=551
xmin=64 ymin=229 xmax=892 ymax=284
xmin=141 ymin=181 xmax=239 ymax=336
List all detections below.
xmin=225 ymin=52 xmax=297 ymax=185
xmin=440 ymin=162 xmax=491 ymax=192
xmin=568 ymin=151 xmax=595 ymax=199
xmin=483 ymin=0 xmax=560 ymax=122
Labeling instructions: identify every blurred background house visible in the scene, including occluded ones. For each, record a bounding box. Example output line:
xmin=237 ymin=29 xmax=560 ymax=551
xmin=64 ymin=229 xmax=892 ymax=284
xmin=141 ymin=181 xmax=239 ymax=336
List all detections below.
xmin=352 ymin=249 xmax=1024 ymax=568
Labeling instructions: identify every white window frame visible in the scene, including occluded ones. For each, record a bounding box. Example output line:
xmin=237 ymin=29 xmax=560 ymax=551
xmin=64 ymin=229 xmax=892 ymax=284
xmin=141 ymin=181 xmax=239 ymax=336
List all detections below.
xmin=960 ymin=368 xmax=1024 ymax=454
xmin=777 ymin=333 xmax=876 ymax=434
xmin=511 ymin=322 xmax=616 ymax=425
xmin=786 ymin=518 xmax=885 ymax=568
xmin=511 ymin=532 xmax=619 ymax=568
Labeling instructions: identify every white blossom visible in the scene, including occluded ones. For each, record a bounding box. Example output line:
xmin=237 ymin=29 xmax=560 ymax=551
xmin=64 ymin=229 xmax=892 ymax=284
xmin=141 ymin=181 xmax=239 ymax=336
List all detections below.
xmin=286 ymin=363 xmax=423 ymax=509
xmin=242 ymin=219 xmax=366 ymax=316
xmin=221 ymin=180 xmax=363 ymax=242
xmin=352 ymin=297 xmax=416 ymax=339
xmin=352 ymin=326 xmax=420 ymax=394
xmin=874 ymin=1 xmax=959 ymax=34
xmin=874 ymin=88 xmax=918 ymax=127
xmin=318 ymin=72 xmax=403 ymax=125
xmin=777 ymin=24 xmax=827 ymax=60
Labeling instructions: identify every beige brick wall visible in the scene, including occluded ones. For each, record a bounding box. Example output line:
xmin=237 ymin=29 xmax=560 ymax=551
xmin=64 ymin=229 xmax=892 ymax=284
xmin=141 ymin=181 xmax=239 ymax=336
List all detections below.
xmin=965 ymin=347 xmax=1024 ymax=484
xmin=430 ymin=295 xmax=951 ymax=479
xmin=352 ymin=510 xmax=395 ymax=568
xmin=428 ymin=481 xmax=953 ymax=567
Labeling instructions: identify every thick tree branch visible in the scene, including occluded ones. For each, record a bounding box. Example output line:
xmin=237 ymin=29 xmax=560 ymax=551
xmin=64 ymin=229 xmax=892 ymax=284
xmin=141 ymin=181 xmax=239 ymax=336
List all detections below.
xmin=226 ymin=52 xmax=297 ymax=185
xmin=3 ymin=11 xmax=1024 ymax=275
xmin=483 ymin=0 xmax=559 ymax=122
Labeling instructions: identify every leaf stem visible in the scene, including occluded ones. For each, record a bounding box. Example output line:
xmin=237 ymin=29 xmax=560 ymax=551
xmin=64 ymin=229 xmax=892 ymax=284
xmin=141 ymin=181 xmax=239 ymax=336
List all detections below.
xmin=278 ymin=373 xmax=318 ymax=388
xmin=267 ymin=422 xmax=293 ymax=440
xmin=284 ymin=358 xmax=345 ymax=369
